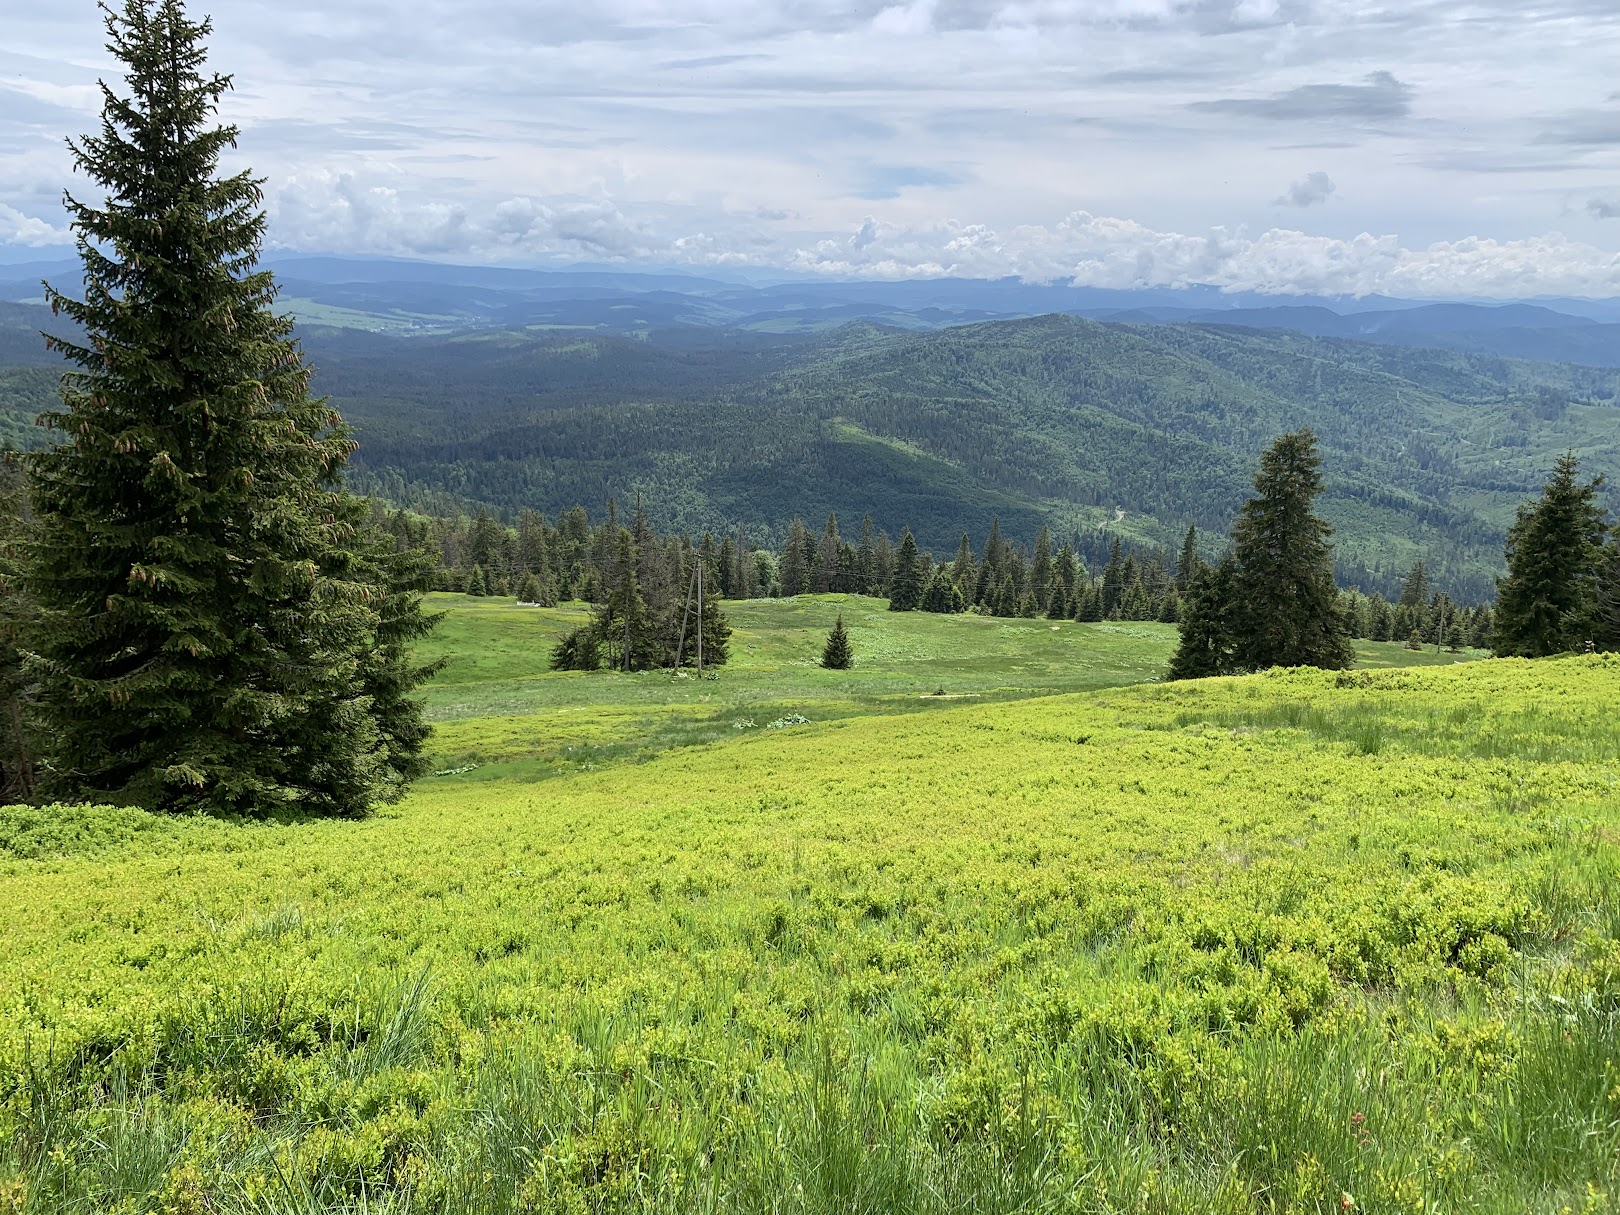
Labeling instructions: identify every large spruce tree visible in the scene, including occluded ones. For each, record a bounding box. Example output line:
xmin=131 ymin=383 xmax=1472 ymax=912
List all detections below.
xmin=28 ymin=0 xmax=435 ymax=814
xmin=1228 ymin=429 xmax=1352 ymax=671
xmin=1168 ymin=430 xmax=1351 ymax=678
xmin=1493 ymin=454 xmax=1609 ymax=657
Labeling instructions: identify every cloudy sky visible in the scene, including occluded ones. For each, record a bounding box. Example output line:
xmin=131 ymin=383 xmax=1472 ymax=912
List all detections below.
xmin=3 ymin=0 xmax=1619 ymax=297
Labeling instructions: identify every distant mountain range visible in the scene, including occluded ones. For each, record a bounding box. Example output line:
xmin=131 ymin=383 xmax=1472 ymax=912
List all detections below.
xmin=4 ymin=255 xmax=1618 ymax=367
xmin=3 ymin=260 xmax=1618 ymax=601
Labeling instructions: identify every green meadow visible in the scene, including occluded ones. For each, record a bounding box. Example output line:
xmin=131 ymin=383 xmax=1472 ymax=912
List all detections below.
xmin=3 ymin=599 xmax=1616 ymax=1214
xmin=419 ymin=593 xmax=1474 ymax=781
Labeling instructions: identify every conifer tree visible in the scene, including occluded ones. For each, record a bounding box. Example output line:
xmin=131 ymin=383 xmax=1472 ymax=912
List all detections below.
xmin=780 ymin=518 xmax=810 ymax=597
xmin=888 ymin=529 xmax=924 ymax=611
xmin=517 ymin=508 xmax=549 ymax=576
xmin=981 ymin=517 xmax=1005 ymax=580
xmin=1596 ymin=533 xmax=1620 ymax=652
xmin=1101 ymin=537 xmax=1125 ymax=617
xmin=1122 ymin=577 xmax=1150 ymax=621
xmin=1370 ymin=594 xmax=1394 ymax=641
xmin=1167 ymin=558 xmax=1239 ymax=680
xmin=733 ymin=526 xmax=756 ymax=600
xmin=1031 ymin=526 xmax=1052 ymax=612
xmin=1053 ymin=542 xmax=1078 ymax=601
xmin=1494 ymin=454 xmax=1609 ymax=657
xmin=1398 ymin=561 xmax=1429 ymax=612
xmin=972 ymin=562 xmax=993 ymax=609
xmin=344 ymin=525 xmax=444 ymax=797
xmin=1075 ymin=582 xmax=1103 ymax=622
xmin=1168 ymin=431 xmax=1350 ymax=679
xmin=28 ymin=0 xmax=436 ymax=814
xmin=717 ymin=537 xmax=738 ymax=598
xmin=994 ymin=573 xmax=1017 ymax=618
xmin=871 ymin=531 xmax=894 ymax=595
xmin=855 ymin=514 xmax=877 ymax=594
xmin=0 ymin=455 xmax=37 ymax=801
xmin=673 ymin=555 xmax=733 ymax=670
xmin=921 ymin=567 xmax=961 ymax=613
xmin=1175 ymin=524 xmax=1203 ymax=590
xmin=518 ymin=572 xmax=543 ymax=604
xmin=952 ymin=533 xmax=977 ymax=597
xmin=601 ymin=534 xmax=657 ymax=671
xmin=466 ymin=508 xmax=505 ymax=572
xmin=1227 ymin=429 xmax=1352 ymax=671
xmin=813 ymin=513 xmax=840 ymax=593
xmin=820 ymin=613 xmax=853 ymax=670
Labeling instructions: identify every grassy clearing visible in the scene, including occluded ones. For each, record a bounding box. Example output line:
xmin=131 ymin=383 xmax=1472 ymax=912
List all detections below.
xmin=0 ymin=619 xmax=1613 ymax=1212
xmin=419 ymin=592 xmax=1479 ymax=781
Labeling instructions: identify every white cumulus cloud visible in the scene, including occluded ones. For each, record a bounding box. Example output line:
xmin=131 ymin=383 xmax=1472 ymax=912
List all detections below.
xmin=0 ymin=202 xmax=70 ymax=248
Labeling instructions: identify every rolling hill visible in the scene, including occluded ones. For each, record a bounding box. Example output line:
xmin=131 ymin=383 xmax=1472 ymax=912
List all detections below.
xmin=321 ymin=315 xmax=1620 ymax=600
xmin=3 ymin=296 xmax=1618 ymax=600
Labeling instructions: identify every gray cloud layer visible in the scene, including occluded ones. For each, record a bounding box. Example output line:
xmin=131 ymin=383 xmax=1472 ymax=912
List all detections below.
xmin=1193 ymin=71 xmax=1413 ymax=123
xmin=2 ymin=0 xmax=1618 ymax=297
xmin=1276 ymin=171 xmax=1335 ymax=207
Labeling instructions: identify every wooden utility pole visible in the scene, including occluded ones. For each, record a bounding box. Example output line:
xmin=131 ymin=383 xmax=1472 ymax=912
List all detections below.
xmin=696 ymin=556 xmax=704 ymax=678
xmin=674 ymin=563 xmax=696 ymax=675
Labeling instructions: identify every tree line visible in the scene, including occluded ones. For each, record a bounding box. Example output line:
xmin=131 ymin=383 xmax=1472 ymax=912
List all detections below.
xmin=394 ymin=485 xmax=1497 ymax=658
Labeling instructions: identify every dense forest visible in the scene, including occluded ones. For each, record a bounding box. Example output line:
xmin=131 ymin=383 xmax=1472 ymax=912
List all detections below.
xmin=4 ymin=271 xmax=1618 ymax=604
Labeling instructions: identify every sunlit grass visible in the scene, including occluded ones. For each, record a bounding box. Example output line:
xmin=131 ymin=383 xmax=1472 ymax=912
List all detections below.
xmin=1 ymin=640 xmax=1615 ymax=1211
xmin=417 ymin=592 xmax=1483 ymax=781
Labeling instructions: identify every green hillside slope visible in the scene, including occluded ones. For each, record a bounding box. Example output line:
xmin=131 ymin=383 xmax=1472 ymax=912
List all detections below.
xmin=3 ymin=643 xmax=1615 ymax=1210
xmin=334 ymin=317 xmax=1620 ymax=598
xmin=4 ymin=301 xmax=1616 ymax=598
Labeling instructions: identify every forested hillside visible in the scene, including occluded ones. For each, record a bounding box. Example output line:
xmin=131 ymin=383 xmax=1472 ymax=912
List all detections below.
xmin=3 ymin=300 xmax=1616 ymax=600
xmin=333 ymin=316 xmax=1620 ymax=600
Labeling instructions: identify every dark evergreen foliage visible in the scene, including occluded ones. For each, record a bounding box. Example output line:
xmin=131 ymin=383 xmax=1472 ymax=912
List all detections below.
xmin=1075 ymin=582 xmax=1103 ymax=622
xmin=549 ymin=530 xmax=730 ymax=673
xmin=1166 ymin=558 xmax=1239 ymax=680
xmin=1175 ymin=524 xmax=1203 ymax=590
xmin=1597 ymin=536 xmax=1620 ymax=652
xmin=1227 ymin=430 xmax=1353 ymax=672
xmin=1493 ymin=454 xmax=1609 ymax=657
xmin=1169 ymin=431 xmax=1352 ymax=679
xmin=820 ymin=614 xmax=853 ymax=670
xmin=888 ymin=529 xmax=924 ymax=611
xmin=25 ymin=0 xmax=436 ymax=814
xmin=0 ymin=454 xmax=37 ymax=801
xmin=920 ymin=567 xmax=965 ymax=614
